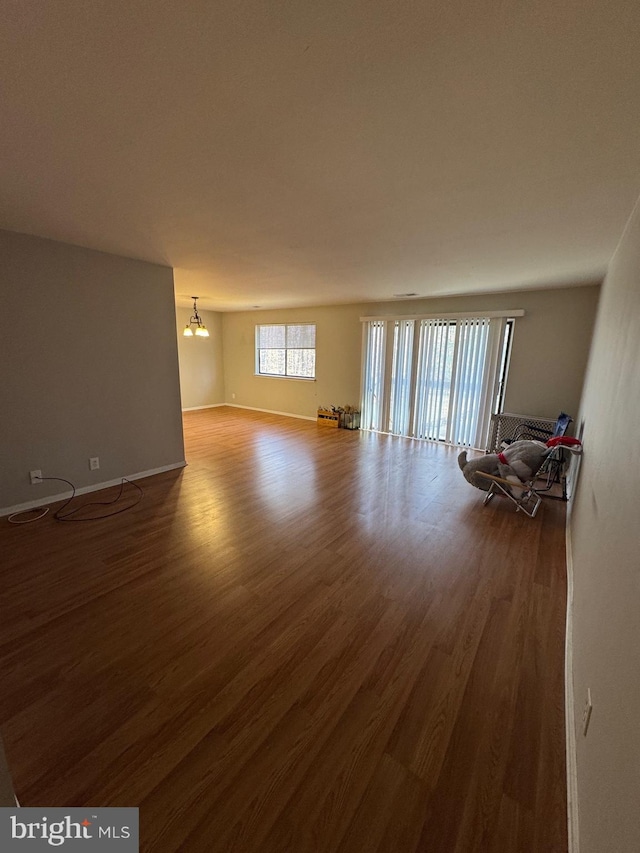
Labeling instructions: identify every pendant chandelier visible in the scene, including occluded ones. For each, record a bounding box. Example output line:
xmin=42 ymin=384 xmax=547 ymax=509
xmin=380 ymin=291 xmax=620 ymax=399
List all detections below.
xmin=183 ymin=296 xmax=209 ymax=337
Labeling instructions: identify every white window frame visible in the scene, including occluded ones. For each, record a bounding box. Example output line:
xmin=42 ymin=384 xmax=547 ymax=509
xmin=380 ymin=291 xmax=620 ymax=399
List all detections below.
xmin=255 ymin=323 xmax=317 ymax=380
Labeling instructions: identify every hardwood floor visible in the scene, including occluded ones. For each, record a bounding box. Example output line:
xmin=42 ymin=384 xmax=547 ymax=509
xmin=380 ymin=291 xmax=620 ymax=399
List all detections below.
xmin=0 ymin=407 xmax=568 ymax=852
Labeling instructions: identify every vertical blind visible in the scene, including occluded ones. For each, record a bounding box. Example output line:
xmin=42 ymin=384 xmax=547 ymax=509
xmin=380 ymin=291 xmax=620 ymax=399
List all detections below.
xmin=360 ymin=314 xmax=513 ymax=449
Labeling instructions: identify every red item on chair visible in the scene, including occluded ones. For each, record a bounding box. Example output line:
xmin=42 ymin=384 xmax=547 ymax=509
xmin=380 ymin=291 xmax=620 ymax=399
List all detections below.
xmin=546 ymin=436 xmax=582 ymax=448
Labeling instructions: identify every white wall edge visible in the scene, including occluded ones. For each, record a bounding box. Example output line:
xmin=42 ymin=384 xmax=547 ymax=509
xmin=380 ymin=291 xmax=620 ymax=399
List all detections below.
xmin=226 ymin=403 xmax=316 ymax=422
xmin=181 ymin=403 xmax=226 ymax=412
xmin=1 ymin=461 xmax=186 ymax=518
xmin=565 ymin=521 xmax=580 ymax=853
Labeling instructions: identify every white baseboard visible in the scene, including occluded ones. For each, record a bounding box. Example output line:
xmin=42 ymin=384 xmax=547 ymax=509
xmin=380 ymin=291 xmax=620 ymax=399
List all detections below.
xmin=181 ymin=403 xmax=226 ymax=412
xmin=1 ymin=461 xmax=187 ymax=518
xmin=226 ymin=403 xmax=316 ymax=422
xmin=565 ymin=522 xmax=580 ymax=853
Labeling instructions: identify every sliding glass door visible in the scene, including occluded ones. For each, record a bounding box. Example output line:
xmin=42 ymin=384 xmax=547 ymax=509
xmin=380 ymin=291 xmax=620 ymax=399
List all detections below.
xmin=361 ymin=315 xmax=511 ymax=449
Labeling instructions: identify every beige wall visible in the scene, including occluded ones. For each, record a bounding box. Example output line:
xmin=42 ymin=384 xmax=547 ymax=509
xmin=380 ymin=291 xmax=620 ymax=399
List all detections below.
xmin=222 ymin=305 xmax=364 ymax=418
xmin=176 ymin=307 xmax=225 ymax=409
xmin=568 ymin=198 xmax=640 ymax=853
xmin=222 ymin=286 xmax=599 ymax=422
xmin=0 ymin=230 xmax=185 ymax=512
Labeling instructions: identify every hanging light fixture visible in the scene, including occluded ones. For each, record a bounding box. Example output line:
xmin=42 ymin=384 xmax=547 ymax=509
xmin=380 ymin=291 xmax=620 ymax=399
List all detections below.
xmin=183 ymin=296 xmax=209 ymax=338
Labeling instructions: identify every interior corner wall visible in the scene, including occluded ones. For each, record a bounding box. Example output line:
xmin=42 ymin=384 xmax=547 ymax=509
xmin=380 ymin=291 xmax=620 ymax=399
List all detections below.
xmin=0 ymin=230 xmax=185 ymax=512
xmin=221 ymin=285 xmax=599 ymax=422
xmin=568 ymin=196 xmax=640 ymax=853
xmin=176 ymin=307 xmax=225 ymax=409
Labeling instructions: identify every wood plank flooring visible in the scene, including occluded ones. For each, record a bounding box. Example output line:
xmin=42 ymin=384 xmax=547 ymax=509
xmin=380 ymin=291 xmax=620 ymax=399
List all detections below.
xmin=0 ymin=407 xmax=568 ymax=852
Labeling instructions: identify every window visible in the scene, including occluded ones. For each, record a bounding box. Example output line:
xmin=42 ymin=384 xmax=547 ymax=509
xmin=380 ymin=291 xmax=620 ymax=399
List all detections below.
xmin=256 ymin=324 xmax=316 ymax=379
xmin=361 ymin=313 xmax=518 ymax=449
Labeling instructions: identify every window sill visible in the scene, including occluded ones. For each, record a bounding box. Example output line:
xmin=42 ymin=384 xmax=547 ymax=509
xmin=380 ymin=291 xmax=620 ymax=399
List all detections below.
xmin=254 ymin=373 xmax=316 ymax=381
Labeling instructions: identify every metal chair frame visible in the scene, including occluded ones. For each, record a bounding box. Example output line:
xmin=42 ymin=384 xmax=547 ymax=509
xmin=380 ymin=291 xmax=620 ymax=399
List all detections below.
xmin=476 ymin=442 xmax=582 ymax=516
xmin=508 ymin=411 xmax=573 ymax=445
xmin=476 ymin=471 xmax=543 ymax=517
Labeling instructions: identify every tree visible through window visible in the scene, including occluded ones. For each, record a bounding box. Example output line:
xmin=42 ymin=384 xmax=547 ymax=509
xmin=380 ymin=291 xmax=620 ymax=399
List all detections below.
xmin=256 ymin=324 xmax=316 ymax=378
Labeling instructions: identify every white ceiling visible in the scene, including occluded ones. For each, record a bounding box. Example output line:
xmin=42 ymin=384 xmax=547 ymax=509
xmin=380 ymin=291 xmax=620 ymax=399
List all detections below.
xmin=2 ymin=1 xmax=640 ymax=311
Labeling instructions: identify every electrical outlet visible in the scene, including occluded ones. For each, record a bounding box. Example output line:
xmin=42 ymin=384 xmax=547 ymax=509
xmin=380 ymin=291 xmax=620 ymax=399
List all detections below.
xmin=232 ymin=393 xmax=236 ymax=399
xmin=30 ymin=469 xmax=42 ymax=485
xmin=582 ymin=688 xmax=593 ymax=736
xmin=89 ymin=457 xmax=100 ymax=471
